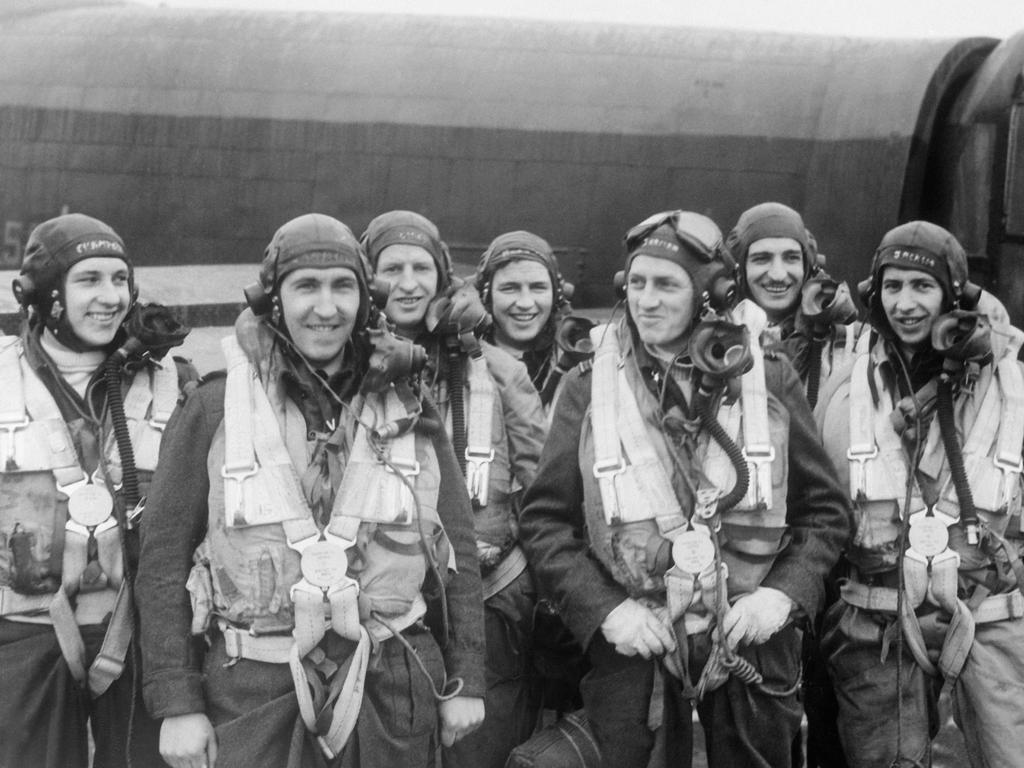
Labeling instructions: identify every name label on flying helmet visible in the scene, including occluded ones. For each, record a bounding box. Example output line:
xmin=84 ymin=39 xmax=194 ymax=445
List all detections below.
xmin=75 ymin=239 xmax=124 ymax=256
xmin=884 ymin=248 xmax=937 ymax=271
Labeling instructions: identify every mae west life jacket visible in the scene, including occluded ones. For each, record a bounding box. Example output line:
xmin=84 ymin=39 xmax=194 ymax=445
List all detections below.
xmin=430 ymin=342 xmax=529 ymax=597
xmin=844 ymin=335 xmax=1024 ymax=577
xmin=191 ymin=336 xmax=452 ymax=758
xmin=0 ymin=334 xmax=178 ymax=694
xmin=581 ymin=302 xmax=791 ymax=633
xmin=197 ymin=335 xmax=450 ymax=641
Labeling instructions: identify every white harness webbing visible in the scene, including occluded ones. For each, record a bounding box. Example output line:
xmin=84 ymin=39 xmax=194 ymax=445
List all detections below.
xmin=221 ymin=337 xmax=425 ymax=758
xmin=464 ymin=354 xmax=495 ymax=507
xmin=0 ymin=337 xmax=135 ymax=697
xmin=845 ymin=347 xmax=1024 ymax=686
xmin=119 ymin=360 xmax=178 ymax=472
xmin=589 ymin=305 xmax=774 ymax=630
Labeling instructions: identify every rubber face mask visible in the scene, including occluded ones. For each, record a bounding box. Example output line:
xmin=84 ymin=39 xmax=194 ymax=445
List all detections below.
xmin=278 ymin=266 xmax=361 ymax=375
xmin=626 ymin=254 xmax=696 ymax=357
xmin=59 ymin=257 xmax=132 ymax=349
xmin=375 ymin=244 xmax=439 ymax=334
xmin=490 ymin=259 xmax=554 ymax=351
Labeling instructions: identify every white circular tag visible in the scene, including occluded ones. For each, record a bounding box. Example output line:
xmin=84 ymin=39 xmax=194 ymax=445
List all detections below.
xmin=300 ymin=541 xmax=351 ymax=589
xmin=672 ymin=529 xmax=716 ymax=574
xmin=908 ymin=516 xmax=950 ymax=558
xmin=67 ymin=484 xmax=114 ymax=528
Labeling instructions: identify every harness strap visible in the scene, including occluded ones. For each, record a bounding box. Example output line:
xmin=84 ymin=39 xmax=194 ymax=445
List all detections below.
xmin=733 ymin=301 xmax=773 ymax=509
xmin=589 ymin=326 xmax=685 ymax=528
xmin=49 ymin=587 xmax=89 ymax=685
xmin=464 ymin=354 xmax=495 ymax=507
xmin=482 ymin=545 xmax=528 ymax=601
xmin=87 ymin=580 xmax=135 ymax=697
xmin=290 ymin=627 xmax=371 ymax=760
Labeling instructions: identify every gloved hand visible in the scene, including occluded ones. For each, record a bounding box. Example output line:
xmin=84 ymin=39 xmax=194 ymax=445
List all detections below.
xmin=159 ymin=713 xmax=218 ymax=768
xmin=445 ymin=277 xmax=491 ymax=337
xmin=600 ymin=598 xmax=677 ymax=659
xmin=439 ymin=695 xmax=485 ymax=746
xmin=721 ymin=586 xmax=796 ymax=650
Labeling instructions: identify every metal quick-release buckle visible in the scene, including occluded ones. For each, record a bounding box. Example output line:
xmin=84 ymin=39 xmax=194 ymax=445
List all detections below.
xmin=385 ymin=458 xmax=420 ymax=525
xmin=466 ymin=447 xmax=495 ymax=507
xmin=221 ymin=462 xmax=258 ymax=525
xmin=906 ymin=506 xmax=959 ymax=560
xmin=290 ymin=531 xmax=359 ymax=595
xmin=743 ymin=445 xmax=775 ymax=508
xmin=994 ymin=453 xmax=1024 ymax=509
xmin=846 ymin=444 xmax=879 ymax=499
xmin=592 ymin=458 xmax=626 ymax=523
xmin=0 ymin=414 xmax=30 ymax=470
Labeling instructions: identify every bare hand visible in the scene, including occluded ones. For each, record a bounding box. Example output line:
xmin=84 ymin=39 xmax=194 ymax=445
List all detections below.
xmin=722 ymin=587 xmax=796 ymax=650
xmin=600 ymin=598 xmax=677 ymax=660
xmin=440 ymin=695 xmax=485 ymax=747
xmin=160 ymin=713 xmax=217 ymax=768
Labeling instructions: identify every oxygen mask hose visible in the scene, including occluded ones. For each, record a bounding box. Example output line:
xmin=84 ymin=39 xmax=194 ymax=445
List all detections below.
xmin=445 ymin=346 xmax=467 ymax=476
xmin=105 ymin=355 xmax=140 ymax=511
xmin=805 ymin=338 xmax=824 ymax=409
xmin=937 ymin=376 xmax=979 ymax=544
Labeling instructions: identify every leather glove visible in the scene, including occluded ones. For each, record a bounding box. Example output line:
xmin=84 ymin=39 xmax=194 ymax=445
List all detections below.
xmin=721 ymin=586 xmax=796 ymax=650
xmin=600 ymin=598 xmax=677 ymax=660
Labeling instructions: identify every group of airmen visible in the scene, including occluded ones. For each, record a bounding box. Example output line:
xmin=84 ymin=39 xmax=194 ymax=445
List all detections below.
xmin=0 ymin=201 xmax=1021 ymax=768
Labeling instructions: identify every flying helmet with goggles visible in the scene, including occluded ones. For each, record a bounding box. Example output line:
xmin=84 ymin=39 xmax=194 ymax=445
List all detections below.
xmin=616 ymin=210 xmax=737 ymax=316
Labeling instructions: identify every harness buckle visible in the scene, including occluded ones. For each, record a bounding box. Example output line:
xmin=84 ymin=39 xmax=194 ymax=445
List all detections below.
xmin=742 ymin=445 xmax=775 ymax=508
xmin=994 ymin=454 xmax=1024 ymax=509
xmin=846 ymin=444 xmax=879 ymax=498
xmin=465 ymin=447 xmax=495 ymax=507
xmin=385 ymin=458 xmax=420 ymax=525
xmin=592 ymin=458 xmax=626 ymax=524
xmin=0 ymin=414 xmax=30 ymax=470
xmin=221 ymin=462 xmax=259 ymax=525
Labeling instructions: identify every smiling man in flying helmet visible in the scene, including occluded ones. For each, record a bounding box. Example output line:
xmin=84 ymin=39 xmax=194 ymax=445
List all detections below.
xmin=519 ymin=210 xmax=850 ymax=767
xmin=816 ymin=221 xmax=1024 ymax=768
xmin=0 ymin=213 xmax=192 ymax=768
xmin=136 ymin=213 xmax=485 ymax=768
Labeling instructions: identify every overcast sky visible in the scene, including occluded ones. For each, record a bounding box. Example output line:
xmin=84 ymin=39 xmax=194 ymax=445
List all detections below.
xmin=138 ymin=0 xmax=1024 ymax=39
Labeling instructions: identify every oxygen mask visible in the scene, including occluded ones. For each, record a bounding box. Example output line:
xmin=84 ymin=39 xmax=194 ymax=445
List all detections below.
xmin=115 ymin=302 xmax=191 ymax=363
xmin=362 ymin=317 xmax=428 ymax=394
xmin=554 ymin=316 xmax=596 ymax=367
xmin=800 ymin=276 xmax=858 ymax=331
xmin=932 ymin=310 xmax=993 ymax=369
xmin=425 ymin=276 xmax=491 ymax=353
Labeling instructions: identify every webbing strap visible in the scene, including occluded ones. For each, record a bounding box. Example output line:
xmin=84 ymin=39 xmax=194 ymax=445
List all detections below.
xmin=589 ymin=325 xmax=684 ymax=526
xmin=482 ymin=545 xmax=528 ymax=601
xmin=49 ymin=587 xmax=89 ymax=686
xmin=0 ymin=338 xmax=82 ymax=482
xmin=464 ymin=354 xmax=495 ymax=506
xmin=291 ymin=627 xmax=371 ymax=760
xmin=88 ymin=580 xmax=135 ymax=697
xmin=221 ymin=338 xmax=261 ymax=525
xmin=0 ymin=587 xmax=52 ymax=616
xmin=847 ymin=355 xmax=913 ymax=504
xmin=732 ymin=301 xmax=773 ymax=508
xmin=333 ymin=391 xmax=420 ymax=525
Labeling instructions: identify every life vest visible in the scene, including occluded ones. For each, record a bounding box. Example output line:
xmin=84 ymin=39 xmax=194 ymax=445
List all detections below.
xmin=845 ymin=337 xmax=1024 ymax=576
xmin=0 ymin=334 xmax=177 ymax=695
xmin=582 ymin=302 xmax=790 ymax=634
xmin=197 ymin=337 xmax=449 ymax=759
xmin=838 ymin=332 xmax=1024 ymax=689
xmin=431 ymin=342 xmax=525 ymax=598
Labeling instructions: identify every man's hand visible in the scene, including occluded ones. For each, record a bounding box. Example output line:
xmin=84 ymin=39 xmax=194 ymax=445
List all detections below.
xmin=440 ymin=695 xmax=485 ymax=747
xmin=721 ymin=587 xmax=796 ymax=650
xmin=600 ymin=598 xmax=677 ymax=659
xmin=159 ymin=713 xmax=217 ymax=768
